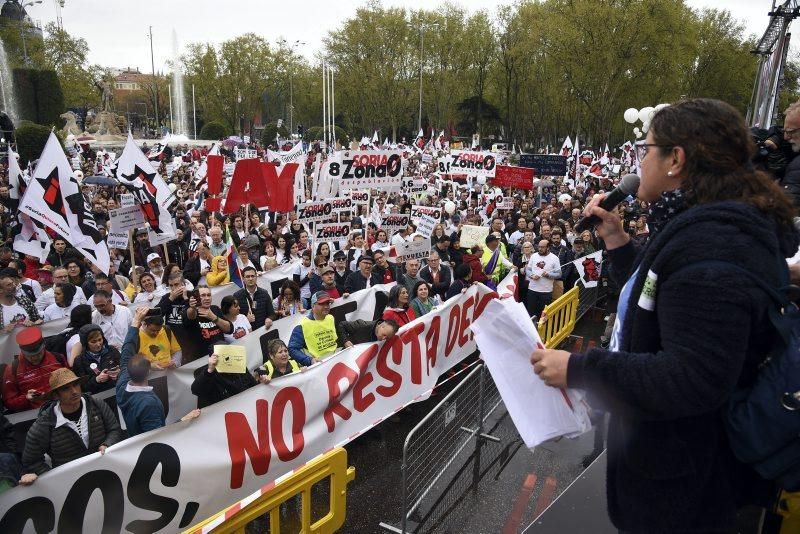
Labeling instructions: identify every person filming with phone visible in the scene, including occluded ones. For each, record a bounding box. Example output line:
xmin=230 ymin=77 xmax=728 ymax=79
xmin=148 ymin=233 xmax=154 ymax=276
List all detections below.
xmin=71 ymin=325 xmax=121 ymax=394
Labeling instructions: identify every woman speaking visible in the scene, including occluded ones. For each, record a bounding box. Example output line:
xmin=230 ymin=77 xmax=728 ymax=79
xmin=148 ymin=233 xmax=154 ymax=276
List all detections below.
xmin=532 ymin=99 xmax=799 ymax=531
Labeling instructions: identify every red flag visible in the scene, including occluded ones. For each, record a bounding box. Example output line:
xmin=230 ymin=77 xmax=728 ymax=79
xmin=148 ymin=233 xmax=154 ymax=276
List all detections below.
xmin=224 ymin=159 xmax=269 ymax=214
xmin=204 ymin=155 xmax=224 ymax=211
xmin=263 ymin=162 xmax=297 ymax=212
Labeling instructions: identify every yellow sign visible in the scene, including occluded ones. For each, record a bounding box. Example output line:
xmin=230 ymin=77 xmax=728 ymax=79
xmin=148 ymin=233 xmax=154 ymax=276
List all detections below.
xmin=214 ymin=345 xmax=247 ymax=374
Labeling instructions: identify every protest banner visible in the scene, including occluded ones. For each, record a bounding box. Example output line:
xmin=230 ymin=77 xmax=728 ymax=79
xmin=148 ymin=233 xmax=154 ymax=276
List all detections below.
xmin=493 ymin=165 xmax=535 ymax=190
xmin=234 ymin=148 xmax=258 ymax=160
xmin=313 ymin=222 xmax=351 ymax=243
xmin=394 ymin=238 xmax=432 ymax=263
xmin=266 ymin=143 xmax=304 ymax=165
xmin=519 ymin=154 xmax=568 ymax=176
xmin=0 ymin=273 xmax=518 ymax=533
xmin=296 ymin=200 xmax=334 ymax=224
xmin=147 ymin=220 xmax=177 ymax=247
xmin=329 ymin=197 xmax=354 ymax=214
xmin=109 ymin=206 xmax=145 ymax=233
xmin=328 ymin=150 xmax=404 ymax=190
xmin=460 ymin=225 xmax=490 ymax=248
xmin=415 ymin=214 xmax=438 ymax=239
xmin=440 ymin=151 xmax=496 ymax=178
xmin=380 ymin=214 xmax=410 ymax=234
xmin=349 ymin=190 xmax=370 ymax=206
xmin=410 ymin=205 xmax=442 ymax=221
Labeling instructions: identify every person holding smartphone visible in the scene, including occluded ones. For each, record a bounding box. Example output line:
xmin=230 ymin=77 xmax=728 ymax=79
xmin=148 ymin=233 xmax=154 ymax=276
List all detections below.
xmin=183 ymin=285 xmax=232 ymax=363
xmin=71 ymin=325 xmax=121 ymax=394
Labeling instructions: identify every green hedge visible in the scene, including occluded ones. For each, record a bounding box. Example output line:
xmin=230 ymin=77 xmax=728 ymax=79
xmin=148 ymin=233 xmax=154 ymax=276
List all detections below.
xmin=199 ymin=120 xmax=228 ymax=140
xmin=303 ymin=125 xmax=349 ymax=143
xmin=261 ymin=123 xmax=290 ymax=146
xmin=16 ymin=122 xmax=63 ymax=164
xmin=14 ymin=68 xmax=65 ymax=127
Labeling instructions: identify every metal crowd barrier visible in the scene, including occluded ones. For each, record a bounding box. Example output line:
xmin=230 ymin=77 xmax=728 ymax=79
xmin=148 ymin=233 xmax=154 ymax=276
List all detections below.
xmin=184 ymin=447 xmax=355 ymax=534
xmin=537 ymin=286 xmax=579 ymax=348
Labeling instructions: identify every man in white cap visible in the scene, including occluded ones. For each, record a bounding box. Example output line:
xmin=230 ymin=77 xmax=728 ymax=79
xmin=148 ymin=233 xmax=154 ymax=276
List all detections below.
xmin=146 ymin=253 xmax=165 ymax=284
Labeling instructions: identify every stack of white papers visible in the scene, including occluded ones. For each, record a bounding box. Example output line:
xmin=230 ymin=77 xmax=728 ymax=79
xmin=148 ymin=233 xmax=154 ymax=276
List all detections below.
xmin=471 ymin=297 xmax=592 ymax=449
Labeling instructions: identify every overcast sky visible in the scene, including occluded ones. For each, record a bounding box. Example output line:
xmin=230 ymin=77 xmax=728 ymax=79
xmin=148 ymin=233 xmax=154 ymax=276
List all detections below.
xmin=20 ymin=0 xmax=779 ymax=71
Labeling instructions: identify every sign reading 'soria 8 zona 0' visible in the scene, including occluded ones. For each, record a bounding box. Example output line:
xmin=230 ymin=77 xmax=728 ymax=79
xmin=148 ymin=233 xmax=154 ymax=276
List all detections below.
xmin=329 ymin=150 xmax=404 ymax=190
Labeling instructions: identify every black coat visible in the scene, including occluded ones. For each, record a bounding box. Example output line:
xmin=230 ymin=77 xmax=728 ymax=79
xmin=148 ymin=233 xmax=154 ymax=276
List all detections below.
xmin=344 ymin=270 xmax=382 ymax=294
xmin=234 ymin=287 xmax=276 ymax=330
xmin=566 ymin=201 xmax=799 ymax=531
xmin=337 ymin=319 xmax=380 ymax=346
xmin=191 ymin=367 xmax=256 ymax=409
xmin=780 ymin=155 xmax=800 ymax=210
xmin=419 ymin=264 xmax=452 ymax=300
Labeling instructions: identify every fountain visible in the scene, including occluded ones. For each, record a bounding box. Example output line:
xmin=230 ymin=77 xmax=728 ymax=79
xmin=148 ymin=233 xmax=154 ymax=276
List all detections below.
xmin=0 ymin=37 xmax=18 ymax=124
xmin=171 ymin=29 xmax=189 ymax=141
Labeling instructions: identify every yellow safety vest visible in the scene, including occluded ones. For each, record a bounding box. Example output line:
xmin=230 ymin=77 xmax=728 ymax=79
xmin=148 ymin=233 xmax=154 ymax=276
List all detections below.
xmin=301 ymin=315 xmax=338 ymax=358
xmin=263 ymin=359 xmax=301 ymax=379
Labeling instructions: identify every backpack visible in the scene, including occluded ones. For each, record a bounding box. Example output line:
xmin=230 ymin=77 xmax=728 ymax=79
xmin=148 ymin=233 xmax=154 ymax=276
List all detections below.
xmin=678 ymin=259 xmax=800 ymax=490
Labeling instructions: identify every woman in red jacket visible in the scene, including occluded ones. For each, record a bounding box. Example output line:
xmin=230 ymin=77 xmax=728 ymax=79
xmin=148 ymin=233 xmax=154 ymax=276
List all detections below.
xmin=382 ymin=285 xmax=416 ymax=326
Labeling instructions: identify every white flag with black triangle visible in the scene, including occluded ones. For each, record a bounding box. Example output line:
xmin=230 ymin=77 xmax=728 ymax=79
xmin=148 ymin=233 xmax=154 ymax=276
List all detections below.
xmin=114 ymin=132 xmax=175 ymax=238
xmin=18 ymin=132 xmax=110 ymax=273
xmin=7 ymin=147 xmax=25 ymax=200
xmin=13 ymin=213 xmax=51 ymax=262
xmin=574 ymin=250 xmax=603 ymax=288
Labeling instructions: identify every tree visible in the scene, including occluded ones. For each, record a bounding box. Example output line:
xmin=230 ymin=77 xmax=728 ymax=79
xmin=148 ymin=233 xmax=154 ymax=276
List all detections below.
xmin=42 ymin=22 xmax=97 ymax=109
xmin=200 ymin=120 xmax=228 ymax=140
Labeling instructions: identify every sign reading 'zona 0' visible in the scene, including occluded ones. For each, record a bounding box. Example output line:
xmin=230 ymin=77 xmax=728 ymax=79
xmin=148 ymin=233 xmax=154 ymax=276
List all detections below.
xmin=442 ymin=150 xmax=497 ymax=178
xmin=330 ymin=150 xmax=404 ymax=190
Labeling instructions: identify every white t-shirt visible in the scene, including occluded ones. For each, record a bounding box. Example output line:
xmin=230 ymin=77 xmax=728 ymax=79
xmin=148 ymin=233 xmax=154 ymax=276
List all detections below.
xmin=92 ymin=305 xmax=133 ymax=348
xmin=36 ymin=286 xmax=87 ymax=313
xmin=43 ymin=301 xmax=77 ymax=322
xmin=87 ymin=290 xmax=130 ymax=309
xmin=526 ymin=252 xmax=562 ymax=293
xmin=224 ymin=314 xmax=252 ymax=344
xmin=293 ymin=263 xmax=313 ymax=300
xmin=2 ymin=302 xmax=29 ymax=327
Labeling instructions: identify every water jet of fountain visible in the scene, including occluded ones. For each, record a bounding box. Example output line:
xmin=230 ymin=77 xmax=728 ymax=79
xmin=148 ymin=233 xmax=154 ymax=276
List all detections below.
xmin=0 ymin=38 xmax=19 ymax=124
xmin=171 ymin=29 xmax=189 ymax=140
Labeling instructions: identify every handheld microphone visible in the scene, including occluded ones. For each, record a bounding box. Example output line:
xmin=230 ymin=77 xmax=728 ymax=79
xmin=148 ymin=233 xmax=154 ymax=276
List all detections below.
xmin=574 ymin=173 xmax=640 ymax=233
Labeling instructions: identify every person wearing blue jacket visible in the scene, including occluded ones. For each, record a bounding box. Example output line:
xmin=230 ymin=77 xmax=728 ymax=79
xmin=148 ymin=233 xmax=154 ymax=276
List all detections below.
xmin=116 ymin=307 xmax=165 ymax=436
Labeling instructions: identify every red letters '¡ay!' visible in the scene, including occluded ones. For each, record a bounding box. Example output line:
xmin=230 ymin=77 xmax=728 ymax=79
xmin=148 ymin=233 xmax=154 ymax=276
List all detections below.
xmin=223 ymin=160 xmax=299 ymax=214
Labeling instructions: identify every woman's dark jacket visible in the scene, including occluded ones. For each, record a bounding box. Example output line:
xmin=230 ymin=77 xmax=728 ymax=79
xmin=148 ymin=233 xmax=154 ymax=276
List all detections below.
xmin=566 ymin=201 xmax=799 ymax=532
xmin=71 ymin=325 xmax=121 ymax=394
xmin=191 ymin=366 xmax=256 ymax=409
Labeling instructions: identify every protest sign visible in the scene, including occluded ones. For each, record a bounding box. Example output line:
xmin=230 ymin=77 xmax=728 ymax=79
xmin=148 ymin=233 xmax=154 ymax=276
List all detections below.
xmin=495 ymin=195 xmax=514 ymax=210
xmin=493 ymin=165 xmax=535 ymax=190
xmin=109 ymin=206 xmax=145 ymax=232
xmin=440 ymin=151 xmax=497 ymax=178
xmin=297 ymin=200 xmax=334 ymax=224
xmin=415 ymin=214 xmax=438 ymax=239
xmin=214 ymin=345 xmax=247 ymax=374
xmin=575 ymin=251 xmax=603 ymax=288
xmin=234 ymin=148 xmax=258 ymax=160
xmin=402 ymin=178 xmax=429 ymax=194
xmin=107 ymin=231 xmax=129 ymax=249
xmin=329 ymin=197 xmax=354 ymax=214
xmin=120 ymin=193 xmax=135 ymax=207
xmin=519 ymin=154 xmax=568 ymax=176
xmin=380 ymin=214 xmax=410 ymax=234
xmin=410 ymin=205 xmax=442 ymax=221
xmin=0 ymin=274 xmax=517 ymax=533
xmin=349 ymin=190 xmax=370 ymax=206
xmin=394 ymin=238 xmax=432 ymax=263
xmin=314 ymin=222 xmax=351 ymax=243
xmin=328 ymin=150 xmax=404 ymax=190
xmin=460 ymin=225 xmax=490 ymax=248
xmin=422 ymin=153 xmax=433 ymax=164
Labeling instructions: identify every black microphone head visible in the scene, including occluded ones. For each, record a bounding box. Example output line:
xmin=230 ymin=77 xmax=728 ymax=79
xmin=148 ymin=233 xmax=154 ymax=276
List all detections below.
xmin=618 ymin=173 xmax=641 ymax=196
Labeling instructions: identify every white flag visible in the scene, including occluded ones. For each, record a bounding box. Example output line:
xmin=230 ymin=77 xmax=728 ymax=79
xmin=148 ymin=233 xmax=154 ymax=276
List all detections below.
xmin=7 ymin=148 xmax=24 ymax=200
xmin=115 ymin=133 xmax=176 ymax=238
xmin=13 ymin=213 xmax=51 ymax=262
xmin=560 ymin=136 xmax=573 ymax=156
xmin=147 ymin=133 xmax=170 ymax=161
xmin=18 ymin=133 xmax=110 ymax=273
xmin=574 ymin=250 xmax=603 ymax=288
xmin=194 ymin=143 xmax=220 ymax=185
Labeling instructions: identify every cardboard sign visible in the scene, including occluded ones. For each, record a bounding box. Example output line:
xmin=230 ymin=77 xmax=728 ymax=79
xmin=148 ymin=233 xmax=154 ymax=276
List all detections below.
xmin=107 ymin=231 xmax=129 ymax=249
xmin=495 ymin=195 xmax=514 ymax=210
xmin=349 ymin=190 xmax=371 ymax=205
xmin=394 ymin=238 xmax=432 ymax=263
xmin=422 ymin=153 xmax=433 ymax=164
xmin=120 ymin=193 xmax=135 ymax=207
xmin=493 ymin=165 xmax=535 ymax=190
xmin=380 ymin=214 xmax=411 ymax=234
xmin=460 ymin=225 xmax=490 ymax=248
xmin=234 ymin=148 xmax=258 ymax=160
xmin=109 ymin=206 xmax=145 ymax=232
xmin=519 ymin=154 xmax=568 ymax=176
xmin=329 ymin=150 xmax=404 ymax=190
xmin=415 ymin=214 xmax=438 ymax=239
xmin=297 ymin=200 xmax=334 ymax=224
xmin=402 ymin=178 xmax=429 ymax=194
xmin=214 ymin=344 xmax=247 ymax=374
xmin=440 ymin=151 xmax=497 ymax=178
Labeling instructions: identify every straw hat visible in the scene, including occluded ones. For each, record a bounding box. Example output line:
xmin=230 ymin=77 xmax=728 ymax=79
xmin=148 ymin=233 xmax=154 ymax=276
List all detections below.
xmin=48 ymin=368 xmax=87 ymax=396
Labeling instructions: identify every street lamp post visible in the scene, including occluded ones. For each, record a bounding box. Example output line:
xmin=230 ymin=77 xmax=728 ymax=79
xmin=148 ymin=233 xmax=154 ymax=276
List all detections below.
xmin=278 ymin=39 xmax=305 ymax=135
xmin=148 ymin=26 xmax=159 ymax=135
xmin=409 ymin=20 xmax=439 ymax=133
xmin=20 ymin=1 xmax=42 ymax=65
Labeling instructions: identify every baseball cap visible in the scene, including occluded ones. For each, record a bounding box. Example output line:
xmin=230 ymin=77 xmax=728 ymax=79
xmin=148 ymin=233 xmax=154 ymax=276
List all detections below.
xmin=17 ymin=327 xmax=44 ymax=356
xmin=358 ymin=254 xmax=374 ymax=265
xmin=146 ymin=253 xmax=161 ymax=264
xmin=573 ymin=237 xmax=585 ymax=245
xmin=311 ymin=291 xmax=333 ymax=306
xmin=320 ymin=266 xmax=335 ymax=275
xmin=333 ymin=250 xmax=346 ymax=260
